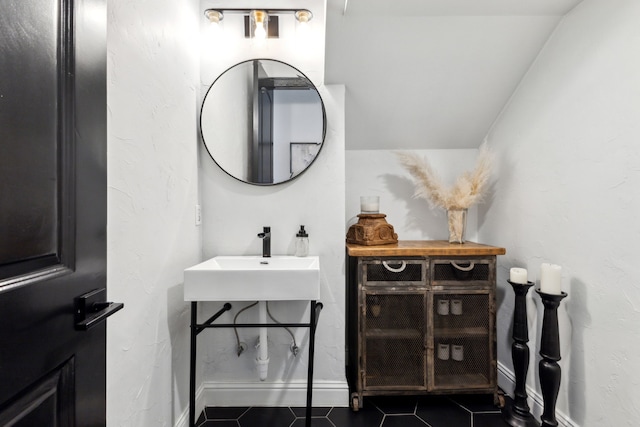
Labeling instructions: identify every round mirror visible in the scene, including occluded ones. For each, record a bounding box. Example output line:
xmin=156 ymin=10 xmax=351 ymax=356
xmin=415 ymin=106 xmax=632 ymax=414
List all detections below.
xmin=200 ymin=59 xmax=326 ymax=185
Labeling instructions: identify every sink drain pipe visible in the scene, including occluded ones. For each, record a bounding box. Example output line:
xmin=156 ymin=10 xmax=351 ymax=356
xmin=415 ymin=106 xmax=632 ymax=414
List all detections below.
xmin=256 ymin=301 xmax=270 ymax=380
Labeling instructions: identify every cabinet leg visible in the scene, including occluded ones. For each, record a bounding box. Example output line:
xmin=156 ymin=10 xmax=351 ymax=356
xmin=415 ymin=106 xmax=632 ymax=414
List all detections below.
xmin=350 ymin=393 xmax=361 ymax=411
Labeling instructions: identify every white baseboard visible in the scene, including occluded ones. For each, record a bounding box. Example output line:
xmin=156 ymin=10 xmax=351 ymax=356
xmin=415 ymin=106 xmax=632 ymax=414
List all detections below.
xmin=174 ymin=380 xmax=349 ymax=427
xmin=200 ymin=380 xmax=350 ymax=407
xmin=174 ymin=382 xmax=206 ymax=427
xmin=498 ymin=361 xmax=578 ymax=427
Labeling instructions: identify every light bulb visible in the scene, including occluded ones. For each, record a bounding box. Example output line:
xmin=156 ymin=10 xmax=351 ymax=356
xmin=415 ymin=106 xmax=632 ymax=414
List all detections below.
xmin=295 ymin=10 xmax=312 ymax=39
xmin=254 ymin=22 xmax=266 ymax=39
xmin=296 ymin=20 xmax=310 ymax=38
xmin=250 ymin=10 xmax=268 ymax=40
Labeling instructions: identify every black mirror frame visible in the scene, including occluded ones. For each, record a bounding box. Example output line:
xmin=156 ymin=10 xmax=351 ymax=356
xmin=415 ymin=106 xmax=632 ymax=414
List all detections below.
xmin=200 ymin=58 xmax=327 ymax=186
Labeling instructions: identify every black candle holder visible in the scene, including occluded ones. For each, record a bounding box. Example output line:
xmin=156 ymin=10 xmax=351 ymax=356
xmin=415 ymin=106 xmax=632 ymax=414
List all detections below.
xmin=503 ymin=280 xmax=539 ymax=427
xmin=536 ymin=290 xmax=568 ymax=427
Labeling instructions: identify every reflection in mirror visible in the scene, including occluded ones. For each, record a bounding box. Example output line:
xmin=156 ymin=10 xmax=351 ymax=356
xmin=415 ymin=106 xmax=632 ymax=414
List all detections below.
xmin=200 ymin=59 xmax=326 ymax=185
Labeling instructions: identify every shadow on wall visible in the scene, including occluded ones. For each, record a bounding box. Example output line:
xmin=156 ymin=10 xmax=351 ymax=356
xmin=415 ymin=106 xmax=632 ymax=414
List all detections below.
xmin=530 ymin=279 xmax=579 ymax=422
xmin=567 ymin=278 xmax=589 ymax=426
xmin=381 ymin=173 xmax=444 ymax=238
xmin=496 ymin=283 xmax=509 ymax=330
xmin=476 ymin=179 xmax=497 ymax=233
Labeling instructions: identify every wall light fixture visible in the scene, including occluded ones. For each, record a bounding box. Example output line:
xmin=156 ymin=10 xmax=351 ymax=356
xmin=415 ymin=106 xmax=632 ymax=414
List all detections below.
xmin=204 ymin=8 xmax=313 ymax=39
xmin=204 ymin=9 xmax=224 ymax=25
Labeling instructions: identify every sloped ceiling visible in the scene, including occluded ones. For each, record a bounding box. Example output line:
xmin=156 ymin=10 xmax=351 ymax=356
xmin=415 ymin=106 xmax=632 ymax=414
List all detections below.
xmin=325 ymin=0 xmax=583 ymax=149
xmin=332 ymin=0 xmax=582 ymax=16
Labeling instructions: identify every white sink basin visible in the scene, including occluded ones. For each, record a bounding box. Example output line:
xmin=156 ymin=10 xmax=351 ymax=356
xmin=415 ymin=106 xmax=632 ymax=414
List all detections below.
xmin=183 ymin=255 xmax=320 ymax=301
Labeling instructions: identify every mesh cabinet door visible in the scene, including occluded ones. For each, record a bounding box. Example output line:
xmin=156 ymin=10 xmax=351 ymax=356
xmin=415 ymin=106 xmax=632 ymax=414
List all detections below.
xmin=361 ymin=291 xmax=427 ymax=391
xmin=430 ymin=290 xmax=495 ymax=391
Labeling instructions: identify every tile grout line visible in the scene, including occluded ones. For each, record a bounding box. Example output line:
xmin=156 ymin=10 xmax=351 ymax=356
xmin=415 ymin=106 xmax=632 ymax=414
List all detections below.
xmin=200 ymin=396 xmax=506 ymax=427
xmin=449 ymin=397 xmax=475 ymax=415
xmin=447 ymin=397 xmax=475 ymax=427
xmin=414 ymin=412 xmax=434 ymax=427
xmin=326 ymin=413 xmax=338 ymax=427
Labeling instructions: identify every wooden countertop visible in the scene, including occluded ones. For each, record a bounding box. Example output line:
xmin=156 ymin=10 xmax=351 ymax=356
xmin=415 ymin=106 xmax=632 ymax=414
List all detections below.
xmin=346 ymin=240 xmax=506 ymax=257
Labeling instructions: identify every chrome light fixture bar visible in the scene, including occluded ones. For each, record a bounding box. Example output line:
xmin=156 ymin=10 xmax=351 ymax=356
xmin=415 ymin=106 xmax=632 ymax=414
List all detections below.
xmin=204 ymin=8 xmax=313 ymax=39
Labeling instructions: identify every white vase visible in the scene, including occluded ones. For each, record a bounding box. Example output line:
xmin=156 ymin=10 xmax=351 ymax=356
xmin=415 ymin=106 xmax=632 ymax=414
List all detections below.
xmin=447 ymin=208 xmax=467 ymax=244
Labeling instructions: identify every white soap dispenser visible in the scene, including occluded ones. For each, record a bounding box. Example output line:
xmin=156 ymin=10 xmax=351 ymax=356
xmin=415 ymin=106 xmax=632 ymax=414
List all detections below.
xmin=295 ymin=225 xmax=309 ymax=257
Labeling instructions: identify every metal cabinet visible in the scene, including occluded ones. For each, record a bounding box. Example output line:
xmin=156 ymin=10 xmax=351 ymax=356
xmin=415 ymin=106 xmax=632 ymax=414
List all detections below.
xmin=346 ymin=252 xmax=499 ymax=410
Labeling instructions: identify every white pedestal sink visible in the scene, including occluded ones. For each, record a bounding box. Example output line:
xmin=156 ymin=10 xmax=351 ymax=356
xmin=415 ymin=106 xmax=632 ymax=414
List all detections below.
xmin=183 ymin=255 xmax=320 ymax=302
xmin=183 ymin=255 xmax=322 ymax=426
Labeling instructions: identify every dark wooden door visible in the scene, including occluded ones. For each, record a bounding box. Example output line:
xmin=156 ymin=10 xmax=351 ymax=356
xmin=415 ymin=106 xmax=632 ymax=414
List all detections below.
xmin=0 ymin=0 xmax=115 ymax=425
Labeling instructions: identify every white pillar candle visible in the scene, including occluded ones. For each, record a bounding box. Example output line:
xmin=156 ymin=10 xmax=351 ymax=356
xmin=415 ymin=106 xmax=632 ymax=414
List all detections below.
xmin=540 ymin=263 xmax=562 ymax=294
xmin=510 ymin=267 xmax=528 ymax=284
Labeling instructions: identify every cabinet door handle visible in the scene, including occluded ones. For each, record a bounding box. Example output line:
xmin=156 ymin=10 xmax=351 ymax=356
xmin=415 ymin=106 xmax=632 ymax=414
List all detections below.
xmin=382 ymin=260 xmax=406 ymax=273
xmin=451 ymin=261 xmax=475 ymax=272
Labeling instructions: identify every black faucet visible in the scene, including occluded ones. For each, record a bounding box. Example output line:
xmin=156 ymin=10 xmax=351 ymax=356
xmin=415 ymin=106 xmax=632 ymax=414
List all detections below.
xmin=257 ymin=226 xmax=271 ymax=258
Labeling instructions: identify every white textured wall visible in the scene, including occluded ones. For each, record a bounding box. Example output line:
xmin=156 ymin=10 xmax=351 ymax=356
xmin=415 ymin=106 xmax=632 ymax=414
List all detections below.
xmin=106 ymin=0 xmax=200 ymax=425
xmin=346 ymin=149 xmax=487 ymax=243
xmin=480 ymin=0 xmax=640 ymax=425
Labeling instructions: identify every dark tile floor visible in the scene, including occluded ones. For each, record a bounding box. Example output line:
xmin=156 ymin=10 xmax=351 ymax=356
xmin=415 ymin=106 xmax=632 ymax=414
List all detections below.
xmin=196 ymin=394 xmax=512 ymax=427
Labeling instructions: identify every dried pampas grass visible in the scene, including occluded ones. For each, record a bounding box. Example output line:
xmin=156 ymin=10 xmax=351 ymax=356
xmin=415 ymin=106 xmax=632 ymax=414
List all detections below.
xmin=396 ymin=144 xmax=493 ymax=210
